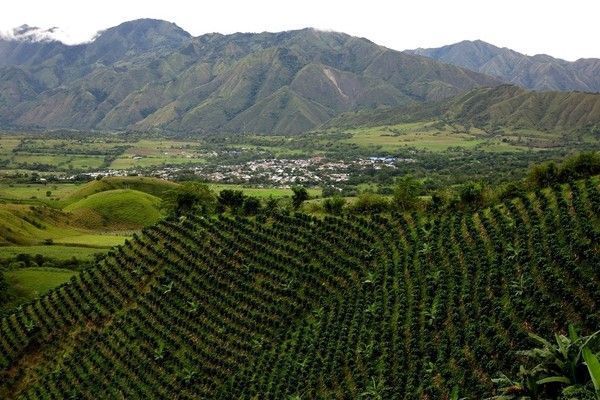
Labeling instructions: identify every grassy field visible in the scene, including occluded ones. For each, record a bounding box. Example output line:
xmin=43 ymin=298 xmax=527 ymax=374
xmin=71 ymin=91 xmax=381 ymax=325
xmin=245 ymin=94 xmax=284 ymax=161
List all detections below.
xmin=0 ymin=183 xmax=82 ymax=203
xmin=53 ymin=234 xmax=129 ymax=247
xmin=108 ymin=139 xmax=209 ymax=169
xmin=340 ymin=122 xmax=556 ymax=152
xmin=208 ymin=183 xmax=322 ymax=198
xmin=0 ymin=136 xmax=214 ymax=172
xmin=64 ymin=189 xmax=164 ymax=229
xmin=0 ymin=178 xmax=320 ymax=207
xmin=0 ymin=246 xmax=105 ymax=260
xmin=3 ymin=267 xmax=77 ymax=307
xmin=10 ymin=153 xmax=106 ymax=170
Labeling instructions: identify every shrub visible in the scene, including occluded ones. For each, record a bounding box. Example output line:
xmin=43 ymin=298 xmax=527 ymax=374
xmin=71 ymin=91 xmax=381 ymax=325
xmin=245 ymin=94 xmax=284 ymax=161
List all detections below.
xmin=528 ymin=161 xmax=559 ymax=188
xmin=291 ymin=186 xmax=309 ymax=209
xmin=242 ymin=197 xmax=261 ymax=216
xmin=323 ymin=196 xmax=346 ymax=215
xmin=218 ymin=190 xmax=246 ymax=212
xmin=351 ymin=192 xmax=389 ymax=214
xmin=391 ymin=175 xmax=422 ymax=212
xmin=459 ymin=182 xmax=485 ymax=209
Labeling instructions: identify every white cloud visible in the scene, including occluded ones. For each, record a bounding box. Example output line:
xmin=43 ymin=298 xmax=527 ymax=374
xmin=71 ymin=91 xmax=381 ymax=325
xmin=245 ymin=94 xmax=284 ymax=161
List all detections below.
xmin=0 ymin=0 xmax=597 ymax=61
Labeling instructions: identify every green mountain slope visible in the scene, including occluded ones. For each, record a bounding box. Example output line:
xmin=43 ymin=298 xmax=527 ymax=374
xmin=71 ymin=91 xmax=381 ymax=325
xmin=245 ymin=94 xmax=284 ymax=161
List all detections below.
xmin=407 ymin=40 xmax=600 ymax=92
xmin=324 ymin=85 xmax=600 ymax=134
xmin=0 ymin=20 xmax=500 ymax=134
xmin=0 ymin=179 xmax=598 ymax=398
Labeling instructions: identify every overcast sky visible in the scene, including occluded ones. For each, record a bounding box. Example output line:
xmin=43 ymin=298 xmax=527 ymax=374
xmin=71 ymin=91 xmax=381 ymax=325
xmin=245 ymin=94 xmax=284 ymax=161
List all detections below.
xmin=0 ymin=0 xmax=597 ymax=61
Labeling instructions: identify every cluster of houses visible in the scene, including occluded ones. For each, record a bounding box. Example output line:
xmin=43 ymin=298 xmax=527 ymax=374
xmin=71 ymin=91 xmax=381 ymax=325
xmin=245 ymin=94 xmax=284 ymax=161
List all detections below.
xmin=63 ymin=156 xmax=411 ymax=185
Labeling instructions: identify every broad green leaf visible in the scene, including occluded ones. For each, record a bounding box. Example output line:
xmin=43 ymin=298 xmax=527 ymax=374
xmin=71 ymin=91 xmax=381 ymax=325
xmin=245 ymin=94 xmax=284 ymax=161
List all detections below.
xmin=568 ymin=324 xmax=579 ymax=343
xmin=582 ymin=347 xmax=600 ymax=392
xmin=528 ymin=332 xmax=552 ymax=348
xmin=536 ymin=375 xmax=571 ymax=385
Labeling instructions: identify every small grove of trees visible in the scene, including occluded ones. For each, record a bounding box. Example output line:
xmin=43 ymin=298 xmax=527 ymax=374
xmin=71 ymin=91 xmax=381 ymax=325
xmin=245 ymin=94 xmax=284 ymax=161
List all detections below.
xmin=217 ymin=190 xmax=263 ymax=216
xmin=0 ymin=253 xmax=98 ymax=271
xmin=163 ymin=184 xmax=274 ymax=217
xmin=217 ymin=189 xmax=246 ymax=213
xmin=492 ymin=326 xmax=600 ymax=400
xmin=527 ymin=152 xmax=600 ymax=189
xmin=162 ymin=183 xmax=216 ymax=215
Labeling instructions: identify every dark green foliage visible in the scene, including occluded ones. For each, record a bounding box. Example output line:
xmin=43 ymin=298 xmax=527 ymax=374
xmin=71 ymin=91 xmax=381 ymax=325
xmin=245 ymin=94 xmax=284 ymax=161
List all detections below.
xmin=498 ymin=182 xmax=527 ymax=202
xmin=0 ymin=271 xmax=8 ymax=307
xmin=350 ymin=191 xmax=389 ymax=214
xmin=241 ymin=197 xmax=261 ymax=216
xmin=528 ymin=162 xmax=560 ymax=188
xmin=391 ymin=175 xmax=422 ymax=212
xmin=558 ymin=152 xmax=600 ymax=182
xmin=528 ymin=152 xmax=600 ymax=189
xmin=0 ymin=179 xmax=597 ymax=399
xmin=323 ymin=196 xmax=346 ymax=215
xmin=291 ymin=186 xmax=309 ymax=209
xmin=492 ymin=327 xmax=600 ymax=399
xmin=217 ymin=189 xmax=246 ymax=212
xmin=458 ymin=181 xmax=486 ymax=208
xmin=162 ymin=182 xmax=215 ymax=215
xmin=263 ymin=196 xmax=280 ymax=215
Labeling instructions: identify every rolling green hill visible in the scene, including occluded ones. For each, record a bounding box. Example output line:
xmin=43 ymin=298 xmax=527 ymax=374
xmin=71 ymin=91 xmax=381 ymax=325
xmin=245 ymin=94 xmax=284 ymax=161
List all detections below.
xmin=0 ymin=177 xmax=174 ymax=244
xmin=64 ymin=189 xmax=163 ymax=229
xmin=0 ymin=19 xmax=500 ymax=134
xmin=0 ymin=178 xmax=597 ymax=398
xmin=63 ymin=176 xmax=178 ymax=205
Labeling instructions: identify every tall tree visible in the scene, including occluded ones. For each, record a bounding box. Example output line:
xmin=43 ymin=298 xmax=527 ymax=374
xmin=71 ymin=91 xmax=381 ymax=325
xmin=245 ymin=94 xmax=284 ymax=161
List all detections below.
xmin=291 ymin=186 xmax=309 ymax=210
xmin=391 ymin=175 xmax=422 ymax=212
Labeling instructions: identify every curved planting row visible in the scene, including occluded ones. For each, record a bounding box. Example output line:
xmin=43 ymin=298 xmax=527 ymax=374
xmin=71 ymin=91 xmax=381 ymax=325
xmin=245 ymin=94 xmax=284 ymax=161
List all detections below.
xmin=0 ymin=179 xmax=598 ymax=399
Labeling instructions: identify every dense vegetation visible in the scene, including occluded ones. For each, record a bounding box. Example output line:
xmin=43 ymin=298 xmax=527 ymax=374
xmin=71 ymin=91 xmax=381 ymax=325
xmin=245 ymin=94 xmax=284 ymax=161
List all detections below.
xmin=0 ymin=175 xmax=597 ymax=398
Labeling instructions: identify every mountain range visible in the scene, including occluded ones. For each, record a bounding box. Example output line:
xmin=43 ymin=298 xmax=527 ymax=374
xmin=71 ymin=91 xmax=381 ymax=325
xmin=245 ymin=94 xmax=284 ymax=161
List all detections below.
xmin=0 ymin=19 xmax=598 ymax=134
xmin=0 ymin=19 xmax=499 ymax=134
xmin=407 ymin=40 xmax=600 ymax=92
xmin=324 ymin=85 xmax=600 ymax=134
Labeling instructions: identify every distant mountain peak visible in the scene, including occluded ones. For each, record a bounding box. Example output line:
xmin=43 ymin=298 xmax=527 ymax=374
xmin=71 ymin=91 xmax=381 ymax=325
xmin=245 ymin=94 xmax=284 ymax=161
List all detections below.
xmin=93 ymin=18 xmax=191 ymax=40
xmin=407 ymin=40 xmax=600 ymax=92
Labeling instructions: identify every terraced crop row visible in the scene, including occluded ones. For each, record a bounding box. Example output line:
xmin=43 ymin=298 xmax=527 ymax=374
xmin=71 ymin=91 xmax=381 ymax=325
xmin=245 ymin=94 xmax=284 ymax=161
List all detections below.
xmin=0 ymin=179 xmax=598 ymax=399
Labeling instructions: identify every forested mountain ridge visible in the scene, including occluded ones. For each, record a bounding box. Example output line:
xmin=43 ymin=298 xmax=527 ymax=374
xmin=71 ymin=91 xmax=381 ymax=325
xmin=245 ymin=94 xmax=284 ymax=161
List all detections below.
xmin=323 ymin=85 xmax=600 ymax=134
xmin=0 ymin=19 xmax=500 ymax=134
xmin=407 ymin=40 xmax=600 ymax=92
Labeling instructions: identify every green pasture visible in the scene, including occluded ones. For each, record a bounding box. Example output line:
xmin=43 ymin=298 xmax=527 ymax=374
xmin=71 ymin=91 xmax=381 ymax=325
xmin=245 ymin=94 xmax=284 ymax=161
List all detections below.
xmin=0 ymin=245 xmax=105 ymax=260
xmin=3 ymin=267 xmax=78 ymax=307
xmin=208 ymin=183 xmax=322 ymax=198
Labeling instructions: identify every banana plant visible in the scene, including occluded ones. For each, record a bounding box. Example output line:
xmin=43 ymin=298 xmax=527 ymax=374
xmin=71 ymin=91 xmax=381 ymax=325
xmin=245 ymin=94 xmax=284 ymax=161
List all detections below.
xmin=360 ymin=377 xmax=387 ymax=400
xmin=491 ymin=325 xmax=600 ymax=399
